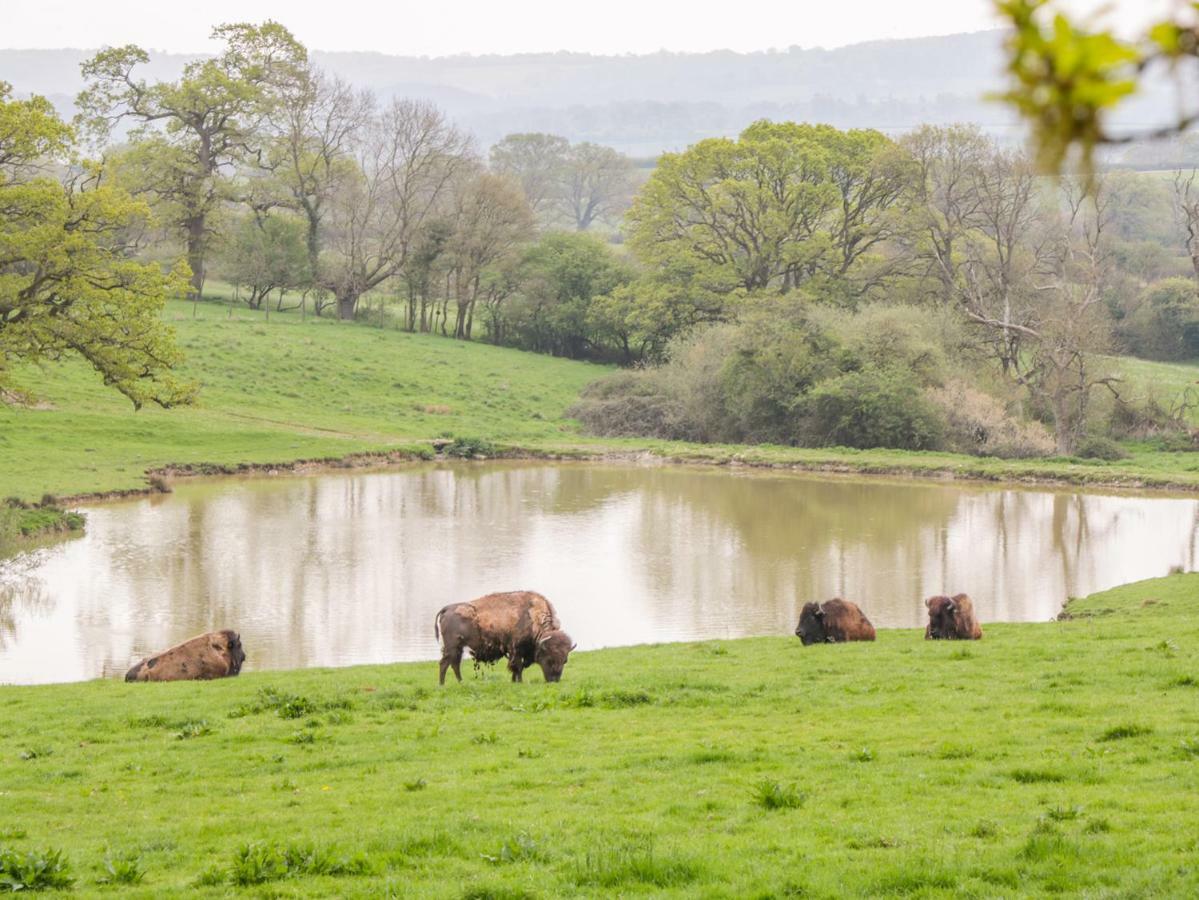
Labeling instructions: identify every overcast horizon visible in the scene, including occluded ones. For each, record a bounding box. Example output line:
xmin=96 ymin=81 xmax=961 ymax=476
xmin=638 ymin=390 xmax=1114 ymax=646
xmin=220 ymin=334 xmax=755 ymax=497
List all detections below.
xmin=2 ymin=0 xmax=1173 ymax=57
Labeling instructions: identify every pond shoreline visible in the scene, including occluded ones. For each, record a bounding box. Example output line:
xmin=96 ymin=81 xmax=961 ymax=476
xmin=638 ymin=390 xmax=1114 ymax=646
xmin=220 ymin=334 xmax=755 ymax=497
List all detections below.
xmin=51 ymin=441 xmax=1199 ymax=511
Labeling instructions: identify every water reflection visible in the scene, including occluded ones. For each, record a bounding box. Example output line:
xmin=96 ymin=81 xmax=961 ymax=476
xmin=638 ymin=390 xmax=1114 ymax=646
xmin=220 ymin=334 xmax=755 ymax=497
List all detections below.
xmin=1 ymin=462 xmax=1197 ymax=684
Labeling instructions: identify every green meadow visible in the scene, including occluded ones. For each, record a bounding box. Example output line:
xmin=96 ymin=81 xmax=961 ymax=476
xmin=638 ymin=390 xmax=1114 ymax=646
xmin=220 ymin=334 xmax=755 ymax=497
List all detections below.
xmin=0 ymin=574 xmax=1196 ymax=896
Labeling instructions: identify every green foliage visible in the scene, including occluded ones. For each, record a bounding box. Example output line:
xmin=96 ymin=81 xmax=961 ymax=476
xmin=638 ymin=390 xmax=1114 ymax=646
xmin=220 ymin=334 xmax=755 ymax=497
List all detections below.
xmin=76 ymin=23 xmax=308 ymax=295
xmin=0 ymin=502 xmax=85 ymax=546
xmin=96 ymin=850 xmax=145 ymax=885
xmin=171 ymin=720 xmax=213 ymax=740
xmin=1120 ymin=278 xmax=1199 ymax=362
xmin=0 ymin=846 xmax=73 ymax=892
xmin=501 ymin=231 xmax=634 ymax=359
xmin=0 ymin=85 xmax=193 ymax=409
xmin=805 ymin=370 xmax=945 ymax=451
xmin=228 ymin=841 xmax=371 ymax=885
xmin=997 ymin=2 xmax=1199 ymax=172
xmin=627 ymin=121 xmax=912 ymax=301
xmin=444 ymin=437 xmax=499 ymax=459
xmin=996 ymin=0 xmax=1138 ymax=172
xmin=223 ymin=213 xmax=311 ymax=309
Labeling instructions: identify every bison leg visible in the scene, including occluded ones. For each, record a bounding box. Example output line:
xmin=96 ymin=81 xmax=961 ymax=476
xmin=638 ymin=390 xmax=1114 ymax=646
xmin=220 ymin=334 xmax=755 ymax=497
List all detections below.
xmin=439 ymin=648 xmax=464 ymax=685
xmin=508 ymin=655 xmax=524 ymax=682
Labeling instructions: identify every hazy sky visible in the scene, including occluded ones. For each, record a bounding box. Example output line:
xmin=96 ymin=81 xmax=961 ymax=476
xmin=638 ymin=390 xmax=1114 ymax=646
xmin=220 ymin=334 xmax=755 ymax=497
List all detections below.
xmin=4 ymin=0 xmax=1175 ymax=55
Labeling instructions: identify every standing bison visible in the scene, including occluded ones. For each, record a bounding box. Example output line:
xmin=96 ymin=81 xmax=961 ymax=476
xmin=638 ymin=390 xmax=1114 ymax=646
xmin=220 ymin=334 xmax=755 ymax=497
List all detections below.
xmin=796 ymin=599 xmax=876 ymax=645
xmin=125 ymin=630 xmax=245 ymax=682
xmin=925 ymin=594 xmax=983 ymax=640
xmin=435 ymin=590 xmax=575 ymax=684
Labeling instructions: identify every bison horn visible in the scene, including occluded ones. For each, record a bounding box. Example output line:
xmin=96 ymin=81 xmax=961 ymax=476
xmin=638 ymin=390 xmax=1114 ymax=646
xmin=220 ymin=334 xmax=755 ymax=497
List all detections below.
xmin=946 ymin=600 xmax=957 ymax=614
xmin=570 ymin=643 xmax=577 ymax=651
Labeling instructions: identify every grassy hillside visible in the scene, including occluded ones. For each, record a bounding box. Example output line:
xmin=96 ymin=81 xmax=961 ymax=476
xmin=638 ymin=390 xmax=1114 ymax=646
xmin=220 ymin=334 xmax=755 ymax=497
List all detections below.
xmin=0 ymin=300 xmax=608 ymax=500
xmin=0 ymin=574 xmax=1195 ymax=896
xmin=7 ymin=299 xmax=1199 ymax=504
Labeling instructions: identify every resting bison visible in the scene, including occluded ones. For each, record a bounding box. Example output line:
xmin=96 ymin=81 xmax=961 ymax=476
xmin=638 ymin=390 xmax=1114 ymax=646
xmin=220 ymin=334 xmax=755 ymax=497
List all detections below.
xmin=125 ymin=630 xmax=246 ymax=682
xmin=796 ymin=599 xmax=876 ymax=645
xmin=925 ymin=594 xmax=983 ymax=640
xmin=435 ymin=590 xmax=574 ymax=684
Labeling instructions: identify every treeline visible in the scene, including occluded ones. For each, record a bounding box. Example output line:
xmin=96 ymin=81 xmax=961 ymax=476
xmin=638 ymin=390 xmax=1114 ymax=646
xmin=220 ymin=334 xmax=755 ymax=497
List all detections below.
xmin=7 ymin=20 xmax=1199 ymax=456
xmin=568 ymin=123 xmax=1199 ymax=456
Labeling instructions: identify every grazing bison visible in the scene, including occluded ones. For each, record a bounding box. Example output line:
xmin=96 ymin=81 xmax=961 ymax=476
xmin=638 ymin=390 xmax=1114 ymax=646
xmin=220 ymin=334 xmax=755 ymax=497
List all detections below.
xmin=925 ymin=594 xmax=983 ymax=640
xmin=435 ymin=591 xmax=575 ymax=684
xmin=795 ymin=598 xmax=877 ymax=645
xmin=124 ymin=630 xmax=245 ymax=682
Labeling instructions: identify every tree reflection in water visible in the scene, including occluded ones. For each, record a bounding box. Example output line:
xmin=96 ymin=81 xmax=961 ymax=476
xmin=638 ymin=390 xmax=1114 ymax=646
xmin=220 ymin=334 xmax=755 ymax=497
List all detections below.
xmin=1 ymin=463 xmax=1196 ymax=684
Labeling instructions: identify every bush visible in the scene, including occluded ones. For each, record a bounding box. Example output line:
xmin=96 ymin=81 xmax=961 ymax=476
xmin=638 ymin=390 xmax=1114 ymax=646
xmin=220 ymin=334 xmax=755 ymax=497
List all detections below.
xmin=812 ymin=303 xmax=954 ymax=386
xmin=1119 ymin=278 xmax=1199 ymax=361
xmin=1108 ymin=395 xmax=1194 ymax=444
xmin=928 ymin=381 xmax=1056 ymax=458
xmin=803 ymin=370 xmax=945 ymax=450
xmin=444 ymin=437 xmax=499 ymax=459
xmin=1075 ymin=436 xmax=1129 ymax=461
xmin=567 ymin=371 xmax=685 ymax=440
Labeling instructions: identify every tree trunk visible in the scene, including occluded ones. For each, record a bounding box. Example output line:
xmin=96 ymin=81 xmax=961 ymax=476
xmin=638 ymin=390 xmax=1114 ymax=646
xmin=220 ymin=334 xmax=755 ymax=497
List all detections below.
xmin=185 ymin=214 xmax=206 ymax=299
xmin=337 ymin=293 xmax=358 ymax=321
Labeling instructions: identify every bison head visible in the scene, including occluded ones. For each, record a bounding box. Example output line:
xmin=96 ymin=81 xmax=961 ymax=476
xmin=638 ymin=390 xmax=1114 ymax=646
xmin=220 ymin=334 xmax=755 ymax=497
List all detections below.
xmin=795 ymin=602 xmax=827 ymax=646
xmin=534 ymin=630 xmax=574 ymax=682
xmin=925 ymin=595 xmax=956 ymax=638
xmin=219 ymin=630 xmax=246 ymax=675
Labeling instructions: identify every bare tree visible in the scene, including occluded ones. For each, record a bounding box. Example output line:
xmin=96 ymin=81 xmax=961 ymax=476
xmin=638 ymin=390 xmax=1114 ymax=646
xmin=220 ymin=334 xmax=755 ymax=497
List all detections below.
xmin=321 ymin=99 xmax=473 ymax=320
xmin=1172 ymin=169 xmax=1199 ymax=282
xmin=444 ymin=170 xmax=534 ymax=339
xmin=912 ymin=130 xmax=1118 ymax=453
xmin=268 ymin=69 xmax=374 ymax=294
xmin=903 ymin=123 xmax=990 ymax=312
xmin=558 ymin=142 xmax=636 ymax=231
xmin=489 ymin=132 xmax=569 ymax=219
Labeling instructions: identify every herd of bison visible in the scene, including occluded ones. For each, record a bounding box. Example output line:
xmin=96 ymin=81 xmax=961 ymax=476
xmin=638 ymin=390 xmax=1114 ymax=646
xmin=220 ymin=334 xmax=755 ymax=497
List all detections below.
xmin=122 ymin=590 xmax=983 ymax=684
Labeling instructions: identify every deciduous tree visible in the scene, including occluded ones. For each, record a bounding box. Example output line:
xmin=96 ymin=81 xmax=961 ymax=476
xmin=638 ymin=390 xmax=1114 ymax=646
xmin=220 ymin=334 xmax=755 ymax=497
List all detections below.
xmin=77 ymin=22 xmax=307 ymax=297
xmin=0 ymin=83 xmax=191 ymax=408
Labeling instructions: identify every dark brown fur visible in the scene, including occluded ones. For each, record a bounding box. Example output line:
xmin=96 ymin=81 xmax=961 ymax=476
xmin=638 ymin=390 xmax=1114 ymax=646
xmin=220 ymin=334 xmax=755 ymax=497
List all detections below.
xmin=925 ymin=594 xmax=983 ymax=640
xmin=796 ymin=598 xmax=876 ymax=645
xmin=435 ymin=591 xmax=574 ymax=684
xmin=124 ymin=630 xmax=245 ymax=682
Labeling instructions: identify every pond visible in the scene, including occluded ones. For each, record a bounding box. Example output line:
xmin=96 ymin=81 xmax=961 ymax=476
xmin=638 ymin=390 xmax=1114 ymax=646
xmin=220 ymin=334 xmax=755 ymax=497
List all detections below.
xmin=2 ymin=462 xmax=1197 ymax=684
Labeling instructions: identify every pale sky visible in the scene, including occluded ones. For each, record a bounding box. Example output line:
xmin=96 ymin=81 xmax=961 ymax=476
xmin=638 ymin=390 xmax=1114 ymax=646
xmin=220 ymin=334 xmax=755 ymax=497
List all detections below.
xmin=2 ymin=0 xmax=1176 ymax=55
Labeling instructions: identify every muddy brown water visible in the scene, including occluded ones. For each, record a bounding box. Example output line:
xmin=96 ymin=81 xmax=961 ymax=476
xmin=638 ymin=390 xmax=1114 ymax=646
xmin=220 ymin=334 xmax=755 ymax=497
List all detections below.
xmin=2 ymin=462 xmax=1197 ymax=684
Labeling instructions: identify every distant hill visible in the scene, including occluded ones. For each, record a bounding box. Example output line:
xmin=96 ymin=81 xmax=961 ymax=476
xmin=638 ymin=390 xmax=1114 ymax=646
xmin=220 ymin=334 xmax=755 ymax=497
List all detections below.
xmin=0 ymin=31 xmax=1180 ymax=156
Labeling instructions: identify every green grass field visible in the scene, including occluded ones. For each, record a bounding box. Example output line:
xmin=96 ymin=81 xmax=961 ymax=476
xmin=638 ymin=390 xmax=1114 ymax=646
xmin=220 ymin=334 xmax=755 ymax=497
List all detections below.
xmin=0 ymin=574 xmax=1196 ymax=896
xmin=0 ymin=299 xmax=608 ymax=501
xmin=7 ymin=298 xmax=1199 ymax=507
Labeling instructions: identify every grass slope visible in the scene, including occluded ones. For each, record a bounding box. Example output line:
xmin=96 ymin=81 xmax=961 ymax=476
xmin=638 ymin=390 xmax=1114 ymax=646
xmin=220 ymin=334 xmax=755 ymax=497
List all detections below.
xmin=7 ymin=299 xmax=1199 ymax=503
xmin=0 ymin=575 xmax=1196 ymax=896
xmin=0 ymin=301 xmax=607 ymax=500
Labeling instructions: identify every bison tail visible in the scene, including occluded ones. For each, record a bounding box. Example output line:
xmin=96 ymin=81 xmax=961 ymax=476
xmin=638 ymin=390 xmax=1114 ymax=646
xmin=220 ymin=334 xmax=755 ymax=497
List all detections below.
xmin=434 ymin=608 xmax=446 ymax=650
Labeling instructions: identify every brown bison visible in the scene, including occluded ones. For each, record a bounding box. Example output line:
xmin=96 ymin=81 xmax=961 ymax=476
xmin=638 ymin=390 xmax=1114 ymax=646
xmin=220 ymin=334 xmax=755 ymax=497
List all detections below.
xmin=796 ymin=598 xmax=877 ymax=645
xmin=125 ymin=630 xmax=246 ymax=682
xmin=925 ymin=594 xmax=983 ymax=640
xmin=435 ymin=590 xmax=575 ymax=684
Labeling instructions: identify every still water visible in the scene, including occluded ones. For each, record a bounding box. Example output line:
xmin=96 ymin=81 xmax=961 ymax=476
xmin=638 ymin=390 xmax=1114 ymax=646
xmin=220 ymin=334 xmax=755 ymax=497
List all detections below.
xmin=2 ymin=462 xmax=1198 ymax=684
